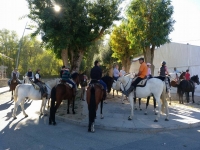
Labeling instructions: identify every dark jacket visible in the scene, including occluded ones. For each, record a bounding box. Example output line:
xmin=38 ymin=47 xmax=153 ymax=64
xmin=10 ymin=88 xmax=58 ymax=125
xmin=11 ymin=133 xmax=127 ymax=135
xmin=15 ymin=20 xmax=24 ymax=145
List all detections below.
xmin=34 ymin=72 xmax=41 ymax=83
xmin=90 ymin=66 xmax=102 ymax=80
xmin=159 ymin=66 xmax=166 ymax=77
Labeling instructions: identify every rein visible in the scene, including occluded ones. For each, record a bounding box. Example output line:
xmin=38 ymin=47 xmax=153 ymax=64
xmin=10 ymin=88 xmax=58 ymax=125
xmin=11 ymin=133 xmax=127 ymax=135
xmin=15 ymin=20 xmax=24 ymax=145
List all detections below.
xmin=120 ymin=77 xmax=132 ymax=91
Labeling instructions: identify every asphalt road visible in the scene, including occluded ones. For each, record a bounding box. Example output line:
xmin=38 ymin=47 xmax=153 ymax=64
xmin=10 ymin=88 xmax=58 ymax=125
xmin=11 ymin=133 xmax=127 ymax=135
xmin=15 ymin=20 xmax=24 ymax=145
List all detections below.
xmin=0 ymin=91 xmax=200 ymax=150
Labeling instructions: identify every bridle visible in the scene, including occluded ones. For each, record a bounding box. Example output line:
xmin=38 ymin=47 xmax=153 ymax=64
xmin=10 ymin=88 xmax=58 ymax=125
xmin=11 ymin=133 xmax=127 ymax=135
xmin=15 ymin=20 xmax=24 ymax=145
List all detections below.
xmin=117 ymin=77 xmax=133 ymax=91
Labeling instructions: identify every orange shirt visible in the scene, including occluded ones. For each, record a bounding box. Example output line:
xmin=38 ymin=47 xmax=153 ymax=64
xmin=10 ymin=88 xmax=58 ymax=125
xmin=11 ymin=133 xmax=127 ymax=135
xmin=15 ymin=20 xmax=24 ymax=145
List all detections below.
xmin=139 ymin=62 xmax=148 ymax=78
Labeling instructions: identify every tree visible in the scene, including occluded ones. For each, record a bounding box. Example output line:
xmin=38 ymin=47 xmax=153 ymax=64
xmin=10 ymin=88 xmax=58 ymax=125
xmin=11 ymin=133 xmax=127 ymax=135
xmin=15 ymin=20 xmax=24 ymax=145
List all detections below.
xmin=26 ymin=0 xmax=122 ymax=71
xmin=110 ymin=22 xmax=138 ymax=73
xmin=126 ymin=0 xmax=175 ymax=74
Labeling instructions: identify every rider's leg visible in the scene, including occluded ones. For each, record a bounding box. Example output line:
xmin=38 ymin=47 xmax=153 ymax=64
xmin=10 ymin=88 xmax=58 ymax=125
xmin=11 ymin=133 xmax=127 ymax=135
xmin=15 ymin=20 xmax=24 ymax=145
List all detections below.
xmin=99 ymin=80 xmax=107 ymax=100
xmin=122 ymin=77 xmax=143 ymax=97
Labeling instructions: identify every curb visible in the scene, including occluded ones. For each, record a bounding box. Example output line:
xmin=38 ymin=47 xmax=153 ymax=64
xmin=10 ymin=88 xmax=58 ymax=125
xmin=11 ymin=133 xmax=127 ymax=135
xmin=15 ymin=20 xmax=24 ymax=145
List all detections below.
xmin=55 ymin=114 xmax=200 ymax=133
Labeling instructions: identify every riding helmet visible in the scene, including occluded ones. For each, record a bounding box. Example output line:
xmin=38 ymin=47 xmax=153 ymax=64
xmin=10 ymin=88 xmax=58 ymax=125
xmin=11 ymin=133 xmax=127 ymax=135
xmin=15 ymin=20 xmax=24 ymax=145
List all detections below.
xmin=161 ymin=61 xmax=166 ymax=65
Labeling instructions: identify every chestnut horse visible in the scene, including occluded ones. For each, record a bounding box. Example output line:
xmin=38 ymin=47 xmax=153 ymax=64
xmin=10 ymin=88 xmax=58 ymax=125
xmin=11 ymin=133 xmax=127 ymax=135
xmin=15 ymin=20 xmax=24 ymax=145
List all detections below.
xmin=49 ymin=72 xmax=80 ymax=125
xmin=87 ymin=80 xmax=104 ymax=132
xmin=10 ymin=74 xmax=20 ymax=100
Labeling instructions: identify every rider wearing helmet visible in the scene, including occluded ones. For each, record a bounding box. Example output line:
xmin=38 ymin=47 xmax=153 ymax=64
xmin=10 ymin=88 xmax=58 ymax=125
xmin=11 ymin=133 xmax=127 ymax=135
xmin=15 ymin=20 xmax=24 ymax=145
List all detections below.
xmin=123 ymin=57 xmax=148 ymax=97
xmin=90 ymin=60 xmax=107 ymax=100
xmin=159 ymin=61 xmax=170 ymax=91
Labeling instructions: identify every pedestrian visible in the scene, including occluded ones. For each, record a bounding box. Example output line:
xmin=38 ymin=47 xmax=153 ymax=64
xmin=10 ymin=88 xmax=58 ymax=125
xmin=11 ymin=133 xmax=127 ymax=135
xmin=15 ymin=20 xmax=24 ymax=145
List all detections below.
xmin=113 ymin=64 xmax=120 ymax=81
xmin=120 ymin=66 xmax=126 ymax=76
xmin=146 ymin=63 xmax=152 ymax=78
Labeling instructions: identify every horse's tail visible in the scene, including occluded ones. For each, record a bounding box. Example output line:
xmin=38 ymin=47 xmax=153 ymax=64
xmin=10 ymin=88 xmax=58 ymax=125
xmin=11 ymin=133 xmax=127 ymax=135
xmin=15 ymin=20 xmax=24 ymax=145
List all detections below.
xmin=89 ymin=86 xmax=96 ymax=123
xmin=50 ymin=86 xmax=56 ymax=108
xmin=161 ymin=82 xmax=167 ymax=114
xmin=14 ymin=85 xmax=20 ymax=102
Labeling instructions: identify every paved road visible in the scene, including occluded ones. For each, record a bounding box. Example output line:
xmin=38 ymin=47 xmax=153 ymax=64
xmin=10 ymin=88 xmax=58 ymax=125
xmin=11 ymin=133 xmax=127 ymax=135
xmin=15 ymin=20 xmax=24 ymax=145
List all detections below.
xmin=0 ymin=92 xmax=200 ymax=150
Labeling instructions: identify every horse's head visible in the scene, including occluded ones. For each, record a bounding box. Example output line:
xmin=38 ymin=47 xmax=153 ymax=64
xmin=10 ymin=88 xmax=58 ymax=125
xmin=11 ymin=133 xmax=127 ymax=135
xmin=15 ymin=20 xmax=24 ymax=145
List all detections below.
xmin=71 ymin=72 xmax=80 ymax=85
xmin=101 ymin=75 xmax=113 ymax=93
xmin=112 ymin=76 xmax=127 ymax=91
xmin=191 ymin=75 xmax=200 ymax=85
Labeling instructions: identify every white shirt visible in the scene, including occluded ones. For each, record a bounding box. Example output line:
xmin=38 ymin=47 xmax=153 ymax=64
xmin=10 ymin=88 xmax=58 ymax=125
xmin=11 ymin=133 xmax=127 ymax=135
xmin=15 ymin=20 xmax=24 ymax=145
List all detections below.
xmin=120 ymin=70 xmax=126 ymax=76
xmin=35 ymin=74 xmax=40 ymax=79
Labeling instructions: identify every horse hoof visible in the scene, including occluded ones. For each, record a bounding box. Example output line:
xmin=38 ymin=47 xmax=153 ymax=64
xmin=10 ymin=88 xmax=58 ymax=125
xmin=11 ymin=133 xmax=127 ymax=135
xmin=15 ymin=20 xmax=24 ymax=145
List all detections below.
xmin=140 ymin=109 xmax=142 ymax=111
xmin=128 ymin=116 xmax=132 ymax=120
xmin=53 ymin=122 xmax=56 ymax=125
xmin=101 ymin=115 xmax=104 ymax=119
xmin=25 ymin=115 xmax=28 ymax=118
xmin=44 ymin=113 xmax=48 ymax=116
xmin=135 ymin=108 xmax=138 ymax=110
xmin=155 ymin=113 xmax=157 ymax=115
xmin=73 ymin=111 xmax=76 ymax=114
xmin=144 ymin=113 xmax=147 ymax=115
xmin=165 ymin=118 xmax=169 ymax=121
xmin=154 ymin=119 xmax=158 ymax=122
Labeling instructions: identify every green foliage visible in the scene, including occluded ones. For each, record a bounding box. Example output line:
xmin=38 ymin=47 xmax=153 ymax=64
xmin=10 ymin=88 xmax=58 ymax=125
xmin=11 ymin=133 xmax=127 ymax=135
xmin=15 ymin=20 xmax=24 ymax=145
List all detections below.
xmin=126 ymin=0 xmax=175 ymax=48
xmin=0 ymin=29 xmax=62 ymax=78
xmin=26 ymin=0 xmax=122 ymax=69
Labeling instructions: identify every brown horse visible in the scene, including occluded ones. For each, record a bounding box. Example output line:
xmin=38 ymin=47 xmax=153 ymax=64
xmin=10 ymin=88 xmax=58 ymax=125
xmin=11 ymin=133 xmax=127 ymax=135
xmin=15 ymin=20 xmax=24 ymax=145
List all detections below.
xmin=86 ymin=80 xmax=104 ymax=132
xmin=9 ymin=74 xmax=19 ymax=100
xmin=170 ymin=72 xmax=186 ymax=87
xmin=49 ymin=72 xmax=80 ymax=125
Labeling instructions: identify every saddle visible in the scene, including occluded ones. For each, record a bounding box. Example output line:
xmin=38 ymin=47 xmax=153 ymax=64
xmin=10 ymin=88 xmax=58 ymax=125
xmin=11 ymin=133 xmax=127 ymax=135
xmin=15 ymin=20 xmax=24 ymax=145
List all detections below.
xmin=132 ymin=77 xmax=148 ymax=87
xmin=89 ymin=80 xmax=104 ymax=90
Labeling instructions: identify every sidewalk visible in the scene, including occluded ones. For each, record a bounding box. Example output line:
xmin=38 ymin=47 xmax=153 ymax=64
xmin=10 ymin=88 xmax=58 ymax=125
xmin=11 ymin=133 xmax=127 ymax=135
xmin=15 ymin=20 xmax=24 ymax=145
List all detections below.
xmin=0 ymin=86 xmax=9 ymax=94
xmin=55 ymin=92 xmax=200 ymax=132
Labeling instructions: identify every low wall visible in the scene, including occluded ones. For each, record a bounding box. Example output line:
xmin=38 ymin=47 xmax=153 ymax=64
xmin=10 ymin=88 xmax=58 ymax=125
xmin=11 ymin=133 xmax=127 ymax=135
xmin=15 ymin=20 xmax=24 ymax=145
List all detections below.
xmin=0 ymin=78 xmax=9 ymax=87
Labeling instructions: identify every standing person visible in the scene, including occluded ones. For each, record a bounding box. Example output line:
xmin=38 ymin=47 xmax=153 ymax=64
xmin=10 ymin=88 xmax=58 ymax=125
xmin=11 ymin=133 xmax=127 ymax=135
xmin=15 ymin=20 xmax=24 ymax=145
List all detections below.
xmin=123 ymin=58 xmax=148 ymax=96
xmin=113 ymin=64 xmax=120 ymax=81
xmin=146 ymin=63 xmax=152 ymax=78
xmin=173 ymin=67 xmax=180 ymax=81
xmin=34 ymin=69 xmax=47 ymax=97
xmin=90 ymin=60 xmax=107 ymax=100
xmin=26 ymin=68 xmax=34 ymax=81
xmin=120 ymin=66 xmax=126 ymax=76
xmin=184 ymin=69 xmax=190 ymax=80
xmin=80 ymin=75 xmax=88 ymax=101
xmin=60 ymin=66 xmax=65 ymax=78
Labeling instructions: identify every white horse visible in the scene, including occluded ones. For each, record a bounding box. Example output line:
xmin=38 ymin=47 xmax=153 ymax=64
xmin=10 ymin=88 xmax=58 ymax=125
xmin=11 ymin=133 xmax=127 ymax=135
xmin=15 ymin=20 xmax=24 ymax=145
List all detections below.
xmin=112 ymin=75 xmax=169 ymax=122
xmin=12 ymin=78 xmax=60 ymax=119
xmin=23 ymin=76 xmax=32 ymax=84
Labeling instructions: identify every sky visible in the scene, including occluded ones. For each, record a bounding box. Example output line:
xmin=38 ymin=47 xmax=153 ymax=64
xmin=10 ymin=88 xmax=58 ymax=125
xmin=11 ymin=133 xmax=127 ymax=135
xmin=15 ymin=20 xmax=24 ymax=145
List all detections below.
xmin=0 ymin=0 xmax=200 ymax=46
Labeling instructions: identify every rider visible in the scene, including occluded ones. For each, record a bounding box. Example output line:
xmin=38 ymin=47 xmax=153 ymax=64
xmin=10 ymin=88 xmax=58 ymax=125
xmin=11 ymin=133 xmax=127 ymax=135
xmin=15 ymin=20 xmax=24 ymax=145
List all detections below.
xmin=113 ymin=64 xmax=120 ymax=81
xmin=184 ymin=69 xmax=190 ymax=80
xmin=122 ymin=57 xmax=148 ymax=97
xmin=159 ymin=61 xmax=170 ymax=91
xmin=90 ymin=60 xmax=107 ymax=100
xmin=60 ymin=66 xmax=65 ymax=78
xmin=146 ymin=63 xmax=152 ymax=79
xmin=34 ymin=69 xmax=47 ymax=97
xmin=8 ymin=68 xmax=21 ymax=86
xmin=61 ymin=66 xmax=76 ymax=95
xmin=26 ymin=68 xmax=34 ymax=81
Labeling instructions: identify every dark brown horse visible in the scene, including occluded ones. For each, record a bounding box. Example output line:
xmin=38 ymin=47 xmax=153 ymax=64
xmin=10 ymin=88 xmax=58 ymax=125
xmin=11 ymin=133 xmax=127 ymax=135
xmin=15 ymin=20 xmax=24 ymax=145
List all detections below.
xmin=49 ymin=72 xmax=80 ymax=125
xmin=86 ymin=80 xmax=104 ymax=132
xmin=9 ymin=74 xmax=19 ymax=100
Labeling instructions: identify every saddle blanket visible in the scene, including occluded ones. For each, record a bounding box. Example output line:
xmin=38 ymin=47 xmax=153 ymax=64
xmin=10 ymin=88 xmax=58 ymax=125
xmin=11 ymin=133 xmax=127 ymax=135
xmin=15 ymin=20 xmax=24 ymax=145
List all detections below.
xmin=132 ymin=78 xmax=148 ymax=87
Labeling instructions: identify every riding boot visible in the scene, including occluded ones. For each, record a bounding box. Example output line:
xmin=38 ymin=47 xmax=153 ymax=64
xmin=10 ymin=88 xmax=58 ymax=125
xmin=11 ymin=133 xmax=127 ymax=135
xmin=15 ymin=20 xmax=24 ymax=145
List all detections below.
xmin=122 ymin=85 xmax=135 ymax=97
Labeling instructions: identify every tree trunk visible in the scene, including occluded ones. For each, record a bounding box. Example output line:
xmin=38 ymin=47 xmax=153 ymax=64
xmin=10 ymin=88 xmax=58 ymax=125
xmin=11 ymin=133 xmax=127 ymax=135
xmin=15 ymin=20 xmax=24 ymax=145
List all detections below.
xmin=143 ymin=46 xmax=155 ymax=75
xmin=71 ymin=50 xmax=84 ymax=72
xmin=61 ymin=49 xmax=69 ymax=67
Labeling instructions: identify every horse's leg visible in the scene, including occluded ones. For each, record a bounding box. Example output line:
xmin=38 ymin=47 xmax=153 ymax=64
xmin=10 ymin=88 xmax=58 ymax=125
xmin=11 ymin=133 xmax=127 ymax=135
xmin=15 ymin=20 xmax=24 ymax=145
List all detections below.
xmin=12 ymin=99 xmax=21 ymax=119
xmin=154 ymin=96 xmax=161 ymax=122
xmin=121 ymin=94 xmax=124 ymax=104
xmin=20 ymin=100 xmax=28 ymax=117
xmin=139 ymin=98 xmax=142 ymax=111
xmin=168 ymin=90 xmax=172 ymax=105
xmin=187 ymin=92 xmax=189 ymax=103
xmin=153 ymin=97 xmax=157 ymax=115
xmin=113 ymin=89 xmax=114 ymax=98
xmin=67 ymin=99 xmax=70 ymax=114
xmin=128 ymin=94 xmax=134 ymax=120
xmin=134 ymin=98 xmax=137 ymax=110
xmin=72 ymin=98 xmax=75 ymax=114
xmin=145 ymin=96 xmax=150 ymax=115
xmin=40 ymin=99 xmax=45 ymax=115
xmin=192 ymin=91 xmax=195 ymax=103
xmin=100 ymin=99 xmax=104 ymax=119
xmin=42 ymin=98 xmax=48 ymax=116
xmin=11 ymin=90 xmax=13 ymax=100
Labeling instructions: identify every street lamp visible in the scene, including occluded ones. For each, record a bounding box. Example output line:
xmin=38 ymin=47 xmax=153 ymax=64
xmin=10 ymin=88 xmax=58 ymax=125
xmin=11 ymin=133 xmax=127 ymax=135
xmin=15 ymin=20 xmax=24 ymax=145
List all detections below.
xmin=15 ymin=22 xmax=31 ymax=69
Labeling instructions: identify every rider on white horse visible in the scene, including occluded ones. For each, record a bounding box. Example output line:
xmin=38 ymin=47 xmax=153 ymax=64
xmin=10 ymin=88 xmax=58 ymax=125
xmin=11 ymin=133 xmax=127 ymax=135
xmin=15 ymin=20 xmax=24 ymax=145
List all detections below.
xmin=34 ymin=69 xmax=47 ymax=97
xmin=122 ymin=57 xmax=148 ymax=97
xmin=159 ymin=61 xmax=171 ymax=92
xmin=25 ymin=68 xmax=34 ymax=81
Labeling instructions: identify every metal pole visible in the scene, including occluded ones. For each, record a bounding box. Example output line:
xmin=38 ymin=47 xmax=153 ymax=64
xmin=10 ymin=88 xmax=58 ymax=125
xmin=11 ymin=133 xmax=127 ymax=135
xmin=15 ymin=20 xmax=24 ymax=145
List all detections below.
xmin=15 ymin=22 xmax=28 ymax=69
